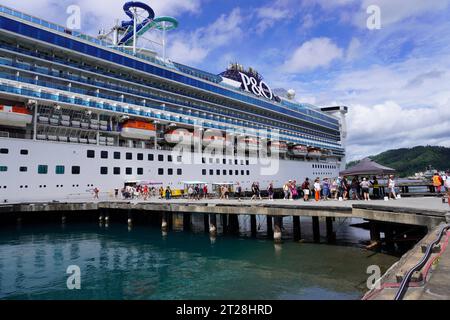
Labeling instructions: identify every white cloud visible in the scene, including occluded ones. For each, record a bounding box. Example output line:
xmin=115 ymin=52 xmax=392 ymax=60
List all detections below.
xmin=282 ymin=37 xmax=344 ymax=72
xmin=167 ymin=8 xmax=244 ymax=65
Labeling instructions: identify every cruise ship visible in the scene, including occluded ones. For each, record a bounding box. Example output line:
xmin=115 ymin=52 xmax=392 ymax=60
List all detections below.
xmin=0 ymin=2 xmax=347 ymax=202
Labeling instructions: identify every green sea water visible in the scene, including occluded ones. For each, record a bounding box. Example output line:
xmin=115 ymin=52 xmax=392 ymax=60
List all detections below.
xmin=0 ymin=219 xmax=397 ymax=300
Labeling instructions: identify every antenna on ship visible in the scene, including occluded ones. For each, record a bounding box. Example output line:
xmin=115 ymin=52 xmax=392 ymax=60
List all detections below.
xmin=99 ymin=2 xmax=178 ymax=62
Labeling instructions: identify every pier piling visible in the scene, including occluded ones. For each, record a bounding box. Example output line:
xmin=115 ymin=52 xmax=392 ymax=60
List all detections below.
xmin=326 ymin=217 xmax=335 ymax=243
xmin=267 ymin=215 xmax=273 ymax=237
xmin=293 ymin=216 xmax=301 ymax=241
xmin=312 ymin=217 xmax=320 ymax=243
xmin=161 ymin=213 xmax=168 ymax=231
xmin=250 ymin=215 xmax=257 ymax=237
xmin=228 ymin=215 xmax=240 ymax=235
xmin=370 ymin=222 xmax=381 ymax=243
xmin=203 ymin=214 xmax=209 ymax=233
xmin=221 ymin=214 xmax=228 ymax=234
xmin=183 ymin=213 xmax=191 ymax=231
xmin=273 ymin=216 xmax=283 ymax=243
xmin=209 ymin=214 xmax=217 ymax=235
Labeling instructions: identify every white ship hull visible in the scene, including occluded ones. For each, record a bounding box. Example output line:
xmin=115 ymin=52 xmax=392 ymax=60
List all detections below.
xmin=0 ymin=138 xmax=342 ymax=202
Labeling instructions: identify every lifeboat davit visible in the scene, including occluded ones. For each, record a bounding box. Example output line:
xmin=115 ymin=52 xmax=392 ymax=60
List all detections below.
xmin=270 ymin=141 xmax=288 ymax=154
xmin=0 ymin=105 xmax=32 ymax=127
xmin=291 ymin=145 xmax=308 ymax=157
xmin=165 ymin=129 xmax=195 ymax=145
xmin=120 ymin=120 xmax=156 ymax=140
xmin=308 ymin=148 xmax=323 ymax=158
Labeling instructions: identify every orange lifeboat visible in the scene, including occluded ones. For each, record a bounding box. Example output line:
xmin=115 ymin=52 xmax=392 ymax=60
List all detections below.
xmin=291 ymin=145 xmax=308 ymax=157
xmin=0 ymin=105 xmax=32 ymax=127
xmin=120 ymin=120 xmax=156 ymax=140
xmin=270 ymin=141 xmax=288 ymax=154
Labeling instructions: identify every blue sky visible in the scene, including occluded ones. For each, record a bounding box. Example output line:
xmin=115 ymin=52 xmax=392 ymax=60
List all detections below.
xmin=1 ymin=0 xmax=450 ymax=160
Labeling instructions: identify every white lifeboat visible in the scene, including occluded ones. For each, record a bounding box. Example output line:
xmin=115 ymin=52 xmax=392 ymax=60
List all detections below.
xmin=0 ymin=105 xmax=32 ymax=127
xmin=240 ymin=137 xmax=259 ymax=151
xmin=270 ymin=141 xmax=288 ymax=154
xmin=165 ymin=129 xmax=195 ymax=145
xmin=291 ymin=145 xmax=308 ymax=157
xmin=120 ymin=120 xmax=156 ymax=140
xmin=202 ymin=130 xmax=233 ymax=148
xmin=308 ymin=148 xmax=322 ymax=158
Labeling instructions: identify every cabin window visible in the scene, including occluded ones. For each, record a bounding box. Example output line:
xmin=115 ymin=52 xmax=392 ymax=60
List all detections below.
xmin=0 ymin=166 xmax=7 ymax=172
xmin=55 ymin=166 xmax=65 ymax=174
xmin=202 ymin=169 xmax=207 ymax=175
xmin=209 ymin=169 xmax=214 ymax=175
xmin=158 ymin=155 xmax=164 ymax=162
xmin=72 ymin=166 xmax=81 ymax=175
xmin=137 ymin=168 xmax=144 ymax=175
xmin=177 ymin=156 xmax=182 ymax=163
xmin=216 ymin=170 xmax=220 ymax=176
xmin=87 ymin=150 xmax=95 ymax=158
xmin=241 ymin=170 xmax=245 ymax=176
xmin=168 ymin=169 xmax=173 ymax=176
xmin=148 ymin=154 xmax=154 ymax=161
xmin=126 ymin=152 xmax=132 ymax=160
xmin=168 ymin=155 xmax=173 ymax=162
xmin=158 ymin=168 xmax=164 ymax=175
xmin=202 ymin=158 xmax=206 ymax=164
xmin=114 ymin=152 xmax=121 ymax=159
xmin=246 ymin=170 xmax=250 ymax=176
xmin=19 ymin=166 xmax=27 ymax=172
xmin=101 ymin=151 xmax=108 ymax=159
xmin=126 ymin=168 xmax=132 ymax=175
xmin=114 ymin=167 xmax=120 ymax=175
xmin=100 ymin=167 xmax=108 ymax=175
xmin=38 ymin=165 xmax=48 ymax=174
xmin=20 ymin=149 xmax=29 ymax=155
xmin=223 ymin=170 xmax=227 ymax=176
xmin=137 ymin=153 xmax=144 ymax=161
xmin=223 ymin=159 xmax=226 ymax=165
xmin=0 ymin=148 xmax=9 ymax=154
xmin=235 ymin=170 xmax=239 ymax=175
xmin=246 ymin=160 xmax=249 ymax=166
xmin=177 ymin=169 xmax=182 ymax=175
xmin=229 ymin=170 xmax=233 ymax=176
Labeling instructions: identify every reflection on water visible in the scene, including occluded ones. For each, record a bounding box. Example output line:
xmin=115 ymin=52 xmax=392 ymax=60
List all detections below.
xmin=0 ymin=220 xmax=397 ymax=300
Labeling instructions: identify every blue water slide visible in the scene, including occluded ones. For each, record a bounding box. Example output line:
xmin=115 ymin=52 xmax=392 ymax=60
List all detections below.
xmin=118 ymin=1 xmax=155 ymax=46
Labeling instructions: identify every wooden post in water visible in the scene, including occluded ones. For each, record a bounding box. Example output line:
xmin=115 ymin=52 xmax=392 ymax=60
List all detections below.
xmin=326 ymin=217 xmax=336 ymax=243
xmin=370 ymin=222 xmax=381 ymax=243
xmin=209 ymin=214 xmax=217 ymax=235
xmin=267 ymin=215 xmax=273 ymax=237
xmin=183 ymin=213 xmax=191 ymax=231
xmin=221 ymin=214 xmax=228 ymax=234
xmin=161 ymin=213 xmax=168 ymax=231
xmin=312 ymin=217 xmax=320 ymax=243
xmin=203 ymin=214 xmax=209 ymax=233
xmin=293 ymin=216 xmax=301 ymax=241
xmin=273 ymin=216 xmax=282 ymax=243
xmin=250 ymin=215 xmax=257 ymax=238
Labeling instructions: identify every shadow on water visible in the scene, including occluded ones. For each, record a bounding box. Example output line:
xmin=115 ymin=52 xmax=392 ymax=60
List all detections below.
xmin=0 ymin=216 xmax=398 ymax=300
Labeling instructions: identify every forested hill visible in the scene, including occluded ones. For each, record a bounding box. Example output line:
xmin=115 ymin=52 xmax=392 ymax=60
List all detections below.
xmin=347 ymin=146 xmax=450 ymax=177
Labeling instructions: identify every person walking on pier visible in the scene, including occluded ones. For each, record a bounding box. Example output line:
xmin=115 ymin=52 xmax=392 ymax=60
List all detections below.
xmin=291 ymin=180 xmax=298 ymax=200
xmin=388 ymin=175 xmax=397 ymax=200
xmin=351 ymin=177 xmax=360 ymax=200
xmin=433 ymin=173 xmax=443 ymax=193
xmin=360 ymin=178 xmax=371 ymax=201
xmin=235 ymin=183 xmax=242 ymax=201
xmin=371 ymin=176 xmax=380 ymax=199
xmin=314 ymin=178 xmax=321 ymax=202
xmin=341 ymin=176 xmax=349 ymax=200
xmin=93 ymin=187 xmax=100 ymax=199
xmin=302 ymin=178 xmax=310 ymax=201
xmin=283 ymin=182 xmax=290 ymax=200
xmin=322 ymin=178 xmax=330 ymax=200
xmin=331 ymin=178 xmax=338 ymax=200
xmin=268 ymin=182 xmax=274 ymax=201
xmin=203 ymin=184 xmax=208 ymax=199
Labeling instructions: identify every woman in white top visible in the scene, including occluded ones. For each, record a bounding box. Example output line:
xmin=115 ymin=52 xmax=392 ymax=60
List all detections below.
xmin=388 ymin=175 xmax=396 ymax=200
xmin=314 ymin=178 xmax=321 ymax=202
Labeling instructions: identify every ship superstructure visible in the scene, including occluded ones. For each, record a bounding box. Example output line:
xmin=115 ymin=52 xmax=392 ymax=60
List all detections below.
xmin=0 ymin=3 xmax=347 ymax=202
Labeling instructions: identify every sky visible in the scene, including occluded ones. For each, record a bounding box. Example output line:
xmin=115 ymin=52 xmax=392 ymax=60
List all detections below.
xmin=1 ymin=0 xmax=450 ymax=161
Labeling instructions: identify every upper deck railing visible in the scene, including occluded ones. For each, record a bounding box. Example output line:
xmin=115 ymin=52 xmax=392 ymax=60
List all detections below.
xmin=0 ymin=4 xmax=341 ymax=129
